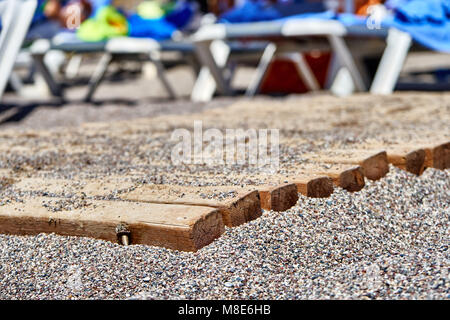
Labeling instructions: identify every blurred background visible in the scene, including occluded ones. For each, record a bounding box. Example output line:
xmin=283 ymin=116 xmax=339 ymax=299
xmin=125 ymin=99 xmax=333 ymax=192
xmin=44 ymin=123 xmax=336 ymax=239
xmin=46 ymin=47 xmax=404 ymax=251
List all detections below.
xmin=0 ymin=0 xmax=449 ymax=129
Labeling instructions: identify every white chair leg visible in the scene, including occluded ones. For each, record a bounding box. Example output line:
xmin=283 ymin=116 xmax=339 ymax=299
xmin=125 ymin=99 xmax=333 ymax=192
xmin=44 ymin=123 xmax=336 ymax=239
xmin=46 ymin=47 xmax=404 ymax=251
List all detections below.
xmin=30 ymin=39 xmax=64 ymax=97
xmin=65 ymin=55 xmax=83 ymax=79
xmin=330 ymin=67 xmax=356 ymax=97
xmin=328 ymin=34 xmax=367 ymax=93
xmin=370 ymin=28 xmax=412 ymax=95
xmin=329 ymin=50 xmax=370 ymax=95
xmin=288 ymin=52 xmax=321 ymax=91
xmin=32 ymin=52 xmax=64 ymax=97
xmin=324 ymin=53 xmax=340 ymax=89
xmin=0 ymin=0 xmax=37 ymax=100
xmin=150 ymin=50 xmax=176 ymax=100
xmin=84 ymin=52 xmax=113 ymax=102
xmin=191 ymin=40 xmax=232 ymax=102
xmin=191 ymin=63 xmax=219 ymax=102
xmin=246 ymin=42 xmax=277 ymax=97
xmin=8 ymin=71 xmax=23 ymax=93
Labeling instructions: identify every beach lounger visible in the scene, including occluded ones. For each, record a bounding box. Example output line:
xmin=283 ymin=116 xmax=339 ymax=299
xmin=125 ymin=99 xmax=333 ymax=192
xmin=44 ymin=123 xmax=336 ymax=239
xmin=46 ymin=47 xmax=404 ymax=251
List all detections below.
xmin=0 ymin=0 xmax=37 ymax=101
xmin=337 ymin=1 xmax=450 ymax=95
xmin=341 ymin=24 xmax=412 ymax=95
xmin=2 ymin=0 xmax=198 ymax=102
xmin=192 ymin=0 xmax=450 ymax=100
xmin=190 ymin=17 xmax=366 ymax=101
xmin=30 ymin=36 xmax=180 ymax=101
xmin=30 ymin=33 xmax=268 ymax=102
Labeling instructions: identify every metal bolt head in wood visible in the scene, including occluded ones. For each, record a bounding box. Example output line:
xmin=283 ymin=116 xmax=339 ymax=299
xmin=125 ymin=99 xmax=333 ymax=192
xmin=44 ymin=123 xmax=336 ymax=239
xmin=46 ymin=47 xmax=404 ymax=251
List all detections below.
xmin=115 ymin=223 xmax=131 ymax=246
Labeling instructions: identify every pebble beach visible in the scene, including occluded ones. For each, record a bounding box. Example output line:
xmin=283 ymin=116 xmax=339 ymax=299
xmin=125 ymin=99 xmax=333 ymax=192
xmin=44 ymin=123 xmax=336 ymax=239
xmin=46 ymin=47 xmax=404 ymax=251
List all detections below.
xmin=0 ymin=166 xmax=448 ymax=300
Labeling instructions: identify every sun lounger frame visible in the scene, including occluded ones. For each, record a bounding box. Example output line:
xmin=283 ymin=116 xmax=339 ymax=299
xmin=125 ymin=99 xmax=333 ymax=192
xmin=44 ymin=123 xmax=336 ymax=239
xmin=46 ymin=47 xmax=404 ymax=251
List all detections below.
xmin=190 ymin=16 xmax=445 ymax=100
xmin=0 ymin=0 xmax=37 ymax=101
xmin=190 ymin=18 xmax=367 ymax=102
xmin=30 ymin=37 xmax=179 ymax=101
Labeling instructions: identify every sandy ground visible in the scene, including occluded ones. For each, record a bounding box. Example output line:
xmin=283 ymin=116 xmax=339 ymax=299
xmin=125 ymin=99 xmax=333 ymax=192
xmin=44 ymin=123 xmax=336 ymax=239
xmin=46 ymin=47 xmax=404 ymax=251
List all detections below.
xmin=0 ymin=65 xmax=242 ymax=130
xmin=0 ymin=166 xmax=448 ymax=300
xmin=1 ymin=51 xmax=449 ymax=131
xmin=0 ymin=57 xmax=449 ymax=300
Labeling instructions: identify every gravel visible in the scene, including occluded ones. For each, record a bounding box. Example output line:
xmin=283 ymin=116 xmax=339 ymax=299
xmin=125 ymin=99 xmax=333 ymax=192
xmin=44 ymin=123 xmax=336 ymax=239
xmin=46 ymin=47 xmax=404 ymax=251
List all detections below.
xmin=0 ymin=166 xmax=448 ymax=300
xmin=0 ymin=92 xmax=448 ymax=300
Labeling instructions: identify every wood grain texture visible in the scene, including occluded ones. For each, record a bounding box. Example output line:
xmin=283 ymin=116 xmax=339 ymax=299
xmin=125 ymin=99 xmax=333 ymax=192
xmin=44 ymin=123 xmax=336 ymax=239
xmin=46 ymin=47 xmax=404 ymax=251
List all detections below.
xmin=123 ymin=185 xmax=262 ymax=227
xmin=258 ymin=183 xmax=299 ymax=212
xmin=0 ymin=197 xmax=224 ymax=252
xmin=302 ymin=150 xmax=389 ymax=181
xmin=387 ymin=148 xmax=426 ymax=176
xmin=12 ymin=178 xmax=262 ymax=228
xmin=292 ymin=163 xmax=366 ymax=192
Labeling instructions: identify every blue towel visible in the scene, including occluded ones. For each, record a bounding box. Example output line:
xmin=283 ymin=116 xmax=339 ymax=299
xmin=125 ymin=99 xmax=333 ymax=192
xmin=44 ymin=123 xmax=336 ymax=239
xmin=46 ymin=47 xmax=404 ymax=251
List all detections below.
xmin=127 ymin=14 xmax=176 ymax=40
xmin=127 ymin=1 xmax=195 ymax=40
xmin=337 ymin=0 xmax=450 ymax=53
xmin=165 ymin=1 xmax=194 ymax=29
xmin=395 ymin=0 xmax=449 ymax=24
xmin=218 ymin=0 xmax=450 ymax=53
xmin=288 ymin=1 xmax=450 ymax=53
xmin=220 ymin=1 xmax=282 ymax=23
xmin=90 ymin=0 xmax=112 ymax=17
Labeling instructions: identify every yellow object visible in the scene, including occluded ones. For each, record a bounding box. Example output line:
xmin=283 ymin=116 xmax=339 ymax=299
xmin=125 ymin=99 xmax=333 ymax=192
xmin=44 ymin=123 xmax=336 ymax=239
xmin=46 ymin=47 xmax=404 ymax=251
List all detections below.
xmin=137 ymin=1 xmax=165 ymax=19
xmin=77 ymin=6 xmax=128 ymax=42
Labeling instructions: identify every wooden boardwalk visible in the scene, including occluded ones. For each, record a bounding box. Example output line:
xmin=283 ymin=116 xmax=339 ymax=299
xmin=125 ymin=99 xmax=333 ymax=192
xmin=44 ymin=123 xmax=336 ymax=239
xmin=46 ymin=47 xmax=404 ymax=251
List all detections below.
xmin=0 ymin=94 xmax=448 ymax=251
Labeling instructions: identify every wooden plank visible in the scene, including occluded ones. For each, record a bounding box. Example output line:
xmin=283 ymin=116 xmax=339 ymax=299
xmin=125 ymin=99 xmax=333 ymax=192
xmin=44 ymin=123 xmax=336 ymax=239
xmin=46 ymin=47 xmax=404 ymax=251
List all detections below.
xmin=386 ymin=147 xmax=426 ymax=176
xmin=258 ymin=183 xmax=299 ymax=212
xmin=281 ymin=163 xmax=365 ymax=192
xmin=140 ymin=169 xmax=334 ymax=199
xmin=291 ymin=175 xmax=334 ymax=198
xmin=12 ymin=176 xmax=136 ymax=198
xmin=126 ymin=183 xmax=298 ymax=215
xmin=122 ymin=185 xmax=262 ymax=227
xmin=228 ymin=167 xmax=352 ymax=195
xmin=264 ymin=174 xmax=334 ymax=198
xmin=0 ymin=197 xmax=224 ymax=252
xmin=426 ymin=142 xmax=450 ymax=170
xmin=362 ymin=140 xmax=449 ymax=173
xmin=302 ymin=150 xmax=389 ymax=181
xmin=317 ymin=165 xmax=365 ymax=192
xmin=354 ymin=151 xmax=389 ymax=180
xmin=147 ymin=170 xmax=334 ymax=199
xmin=12 ymin=175 xmax=303 ymax=223
xmin=12 ymin=178 xmax=264 ymax=227
xmin=246 ymin=173 xmax=334 ymax=198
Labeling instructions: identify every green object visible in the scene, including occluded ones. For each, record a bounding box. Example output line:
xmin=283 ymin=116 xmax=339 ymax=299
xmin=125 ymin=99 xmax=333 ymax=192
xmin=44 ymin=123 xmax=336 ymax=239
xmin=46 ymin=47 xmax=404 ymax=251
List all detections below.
xmin=77 ymin=6 xmax=128 ymax=42
xmin=137 ymin=1 xmax=165 ymax=19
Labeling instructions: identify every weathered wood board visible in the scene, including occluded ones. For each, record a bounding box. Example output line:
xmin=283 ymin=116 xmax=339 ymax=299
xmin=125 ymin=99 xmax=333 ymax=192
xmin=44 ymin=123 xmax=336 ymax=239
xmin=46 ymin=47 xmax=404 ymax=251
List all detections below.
xmin=357 ymin=140 xmax=449 ymax=175
xmin=12 ymin=177 xmax=300 ymax=226
xmin=301 ymin=150 xmax=389 ymax=181
xmin=281 ymin=163 xmax=366 ymax=192
xmin=0 ymin=94 xmax=448 ymax=251
xmin=0 ymin=197 xmax=224 ymax=252
xmin=122 ymin=185 xmax=263 ymax=227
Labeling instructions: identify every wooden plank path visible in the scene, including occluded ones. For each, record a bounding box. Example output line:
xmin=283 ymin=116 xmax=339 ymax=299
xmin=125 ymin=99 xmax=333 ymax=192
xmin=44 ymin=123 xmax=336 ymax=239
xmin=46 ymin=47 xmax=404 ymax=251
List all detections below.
xmin=2 ymin=138 xmax=447 ymax=251
xmin=300 ymin=150 xmax=389 ymax=181
xmin=11 ymin=177 xmax=302 ymax=226
xmin=351 ymin=140 xmax=449 ymax=175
